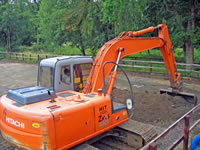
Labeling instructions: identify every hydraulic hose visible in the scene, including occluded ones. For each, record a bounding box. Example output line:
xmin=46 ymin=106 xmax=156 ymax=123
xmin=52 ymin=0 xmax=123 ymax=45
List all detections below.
xmin=102 ymin=61 xmax=134 ymax=118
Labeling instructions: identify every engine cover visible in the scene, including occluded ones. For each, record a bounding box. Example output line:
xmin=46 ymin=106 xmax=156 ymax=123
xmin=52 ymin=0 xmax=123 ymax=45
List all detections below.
xmin=7 ymin=86 xmax=56 ymax=104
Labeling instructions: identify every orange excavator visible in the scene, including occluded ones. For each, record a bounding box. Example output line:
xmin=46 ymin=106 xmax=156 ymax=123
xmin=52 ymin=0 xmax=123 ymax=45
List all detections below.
xmin=0 ymin=24 xmax=196 ymax=150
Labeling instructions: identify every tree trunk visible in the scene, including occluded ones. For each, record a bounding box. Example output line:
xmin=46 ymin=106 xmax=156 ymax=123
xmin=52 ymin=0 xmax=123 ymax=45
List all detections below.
xmin=36 ymin=26 xmax=40 ymax=47
xmin=185 ymin=36 xmax=194 ymax=69
xmin=183 ymin=42 xmax=186 ymax=58
xmin=80 ymin=46 xmax=86 ymax=56
xmin=6 ymin=27 xmax=11 ymax=52
xmin=185 ymin=0 xmax=195 ymax=70
xmin=78 ymin=30 xmax=86 ymax=56
xmin=164 ymin=0 xmax=196 ymax=70
xmin=184 ymin=23 xmax=194 ymax=71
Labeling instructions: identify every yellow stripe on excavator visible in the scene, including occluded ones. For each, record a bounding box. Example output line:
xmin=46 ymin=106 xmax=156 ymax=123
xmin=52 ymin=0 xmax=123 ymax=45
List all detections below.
xmin=74 ymin=77 xmax=86 ymax=83
xmin=74 ymin=78 xmax=80 ymax=83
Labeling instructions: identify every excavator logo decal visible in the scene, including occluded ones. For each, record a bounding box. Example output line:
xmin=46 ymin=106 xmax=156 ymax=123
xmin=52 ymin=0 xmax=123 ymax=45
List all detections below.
xmin=6 ymin=116 xmax=25 ymax=129
xmin=3 ymin=108 xmax=24 ymax=129
xmin=98 ymin=105 xmax=110 ymax=127
xmin=98 ymin=114 xmax=110 ymax=123
xmin=99 ymin=105 xmax=107 ymax=114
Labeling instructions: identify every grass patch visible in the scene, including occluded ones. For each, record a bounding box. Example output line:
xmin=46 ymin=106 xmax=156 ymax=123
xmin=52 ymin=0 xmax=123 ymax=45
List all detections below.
xmin=124 ymin=48 xmax=200 ymax=64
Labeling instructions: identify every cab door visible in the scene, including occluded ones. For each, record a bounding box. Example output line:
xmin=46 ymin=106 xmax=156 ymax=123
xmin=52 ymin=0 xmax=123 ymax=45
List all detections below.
xmin=55 ymin=64 xmax=73 ymax=92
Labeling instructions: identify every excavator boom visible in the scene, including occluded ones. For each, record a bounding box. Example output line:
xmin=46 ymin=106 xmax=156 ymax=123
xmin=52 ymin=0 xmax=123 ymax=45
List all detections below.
xmin=83 ymin=24 xmax=180 ymax=93
xmin=83 ymin=24 xmax=197 ymax=104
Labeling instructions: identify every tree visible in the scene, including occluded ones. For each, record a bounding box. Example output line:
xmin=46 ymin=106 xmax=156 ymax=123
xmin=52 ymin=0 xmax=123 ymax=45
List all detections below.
xmin=39 ymin=0 xmax=68 ymax=51
xmin=64 ymin=0 xmax=92 ymax=55
xmin=164 ymin=0 xmax=200 ymax=66
xmin=101 ymin=0 xmax=148 ymax=35
xmin=82 ymin=0 xmax=111 ymax=54
xmin=29 ymin=0 xmax=40 ymax=47
xmin=0 ymin=0 xmax=37 ymax=51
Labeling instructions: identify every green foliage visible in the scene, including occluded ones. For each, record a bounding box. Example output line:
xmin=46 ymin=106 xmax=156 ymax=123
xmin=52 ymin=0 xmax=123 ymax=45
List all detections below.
xmin=0 ymin=0 xmax=38 ymax=51
xmin=0 ymin=45 xmax=5 ymax=52
xmin=54 ymin=46 xmax=81 ymax=55
xmin=0 ymin=0 xmax=199 ymax=63
xmin=102 ymin=0 xmax=148 ymax=35
xmin=39 ymin=0 xmax=68 ymax=51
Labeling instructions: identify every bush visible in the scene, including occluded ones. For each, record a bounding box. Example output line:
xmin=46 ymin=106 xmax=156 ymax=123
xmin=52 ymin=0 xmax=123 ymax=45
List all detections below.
xmin=54 ymin=46 xmax=81 ymax=55
xmin=0 ymin=46 xmax=5 ymax=52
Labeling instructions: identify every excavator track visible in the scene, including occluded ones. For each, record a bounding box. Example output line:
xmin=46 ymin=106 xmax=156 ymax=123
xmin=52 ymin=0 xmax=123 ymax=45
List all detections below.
xmin=71 ymin=119 xmax=157 ymax=150
xmin=116 ymin=119 xmax=157 ymax=149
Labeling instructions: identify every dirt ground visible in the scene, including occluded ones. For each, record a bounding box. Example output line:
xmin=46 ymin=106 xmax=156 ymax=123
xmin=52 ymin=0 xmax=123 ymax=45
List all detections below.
xmin=113 ymin=88 xmax=194 ymax=127
xmin=0 ymin=59 xmax=200 ymax=149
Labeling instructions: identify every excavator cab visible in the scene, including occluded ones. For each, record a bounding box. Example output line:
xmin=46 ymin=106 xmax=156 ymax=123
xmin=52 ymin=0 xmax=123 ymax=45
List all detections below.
xmin=5 ymin=56 xmax=93 ymax=105
xmin=38 ymin=56 xmax=93 ymax=93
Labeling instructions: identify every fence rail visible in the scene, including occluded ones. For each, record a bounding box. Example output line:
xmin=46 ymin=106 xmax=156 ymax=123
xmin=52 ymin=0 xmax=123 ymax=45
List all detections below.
xmin=142 ymin=103 xmax=200 ymax=150
xmin=1 ymin=52 xmax=200 ymax=78
xmin=0 ymin=52 xmax=57 ymax=61
xmin=120 ymin=59 xmax=200 ymax=78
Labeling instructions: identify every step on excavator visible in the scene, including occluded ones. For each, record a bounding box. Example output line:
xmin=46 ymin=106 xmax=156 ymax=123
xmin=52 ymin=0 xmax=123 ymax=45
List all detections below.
xmin=0 ymin=24 xmax=197 ymax=150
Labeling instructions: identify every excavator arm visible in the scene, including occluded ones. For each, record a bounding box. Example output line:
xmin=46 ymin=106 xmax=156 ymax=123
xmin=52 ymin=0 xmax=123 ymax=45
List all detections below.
xmin=83 ymin=24 xmax=180 ymax=93
xmin=83 ymin=24 xmax=197 ymax=104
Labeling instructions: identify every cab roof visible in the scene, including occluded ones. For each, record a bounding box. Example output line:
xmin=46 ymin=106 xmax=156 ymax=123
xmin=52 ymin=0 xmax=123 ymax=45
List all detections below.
xmin=40 ymin=56 xmax=93 ymax=68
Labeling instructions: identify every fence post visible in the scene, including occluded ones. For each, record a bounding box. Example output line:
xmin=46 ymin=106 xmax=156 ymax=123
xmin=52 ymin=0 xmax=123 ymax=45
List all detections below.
xmin=132 ymin=61 xmax=135 ymax=71
xmin=22 ymin=53 xmax=24 ymax=61
xmin=190 ymin=64 xmax=193 ymax=77
xmin=149 ymin=142 xmax=157 ymax=150
xmin=183 ymin=115 xmax=190 ymax=150
xmin=16 ymin=53 xmax=18 ymax=60
xmin=150 ymin=62 xmax=152 ymax=73
xmin=38 ymin=54 xmax=40 ymax=61
xmin=46 ymin=55 xmax=48 ymax=58
xmin=30 ymin=54 xmax=31 ymax=61
xmin=2 ymin=52 xmax=5 ymax=58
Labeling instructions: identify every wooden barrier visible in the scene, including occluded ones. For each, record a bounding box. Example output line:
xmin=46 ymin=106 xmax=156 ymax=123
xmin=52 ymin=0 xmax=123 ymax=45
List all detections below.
xmin=0 ymin=52 xmax=52 ymax=61
xmin=0 ymin=52 xmax=200 ymax=78
xmin=120 ymin=59 xmax=200 ymax=78
xmin=142 ymin=104 xmax=200 ymax=150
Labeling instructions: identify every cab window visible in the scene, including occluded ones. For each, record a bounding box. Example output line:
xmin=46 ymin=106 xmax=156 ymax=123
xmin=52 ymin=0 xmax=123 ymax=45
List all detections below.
xmin=60 ymin=65 xmax=71 ymax=84
xmin=39 ymin=66 xmax=53 ymax=88
xmin=73 ymin=63 xmax=92 ymax=92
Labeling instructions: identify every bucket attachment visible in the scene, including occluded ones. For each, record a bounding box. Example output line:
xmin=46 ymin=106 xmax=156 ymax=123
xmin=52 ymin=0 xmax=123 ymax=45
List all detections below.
xmin=160 ymin=88 xmax=197 ymax=105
